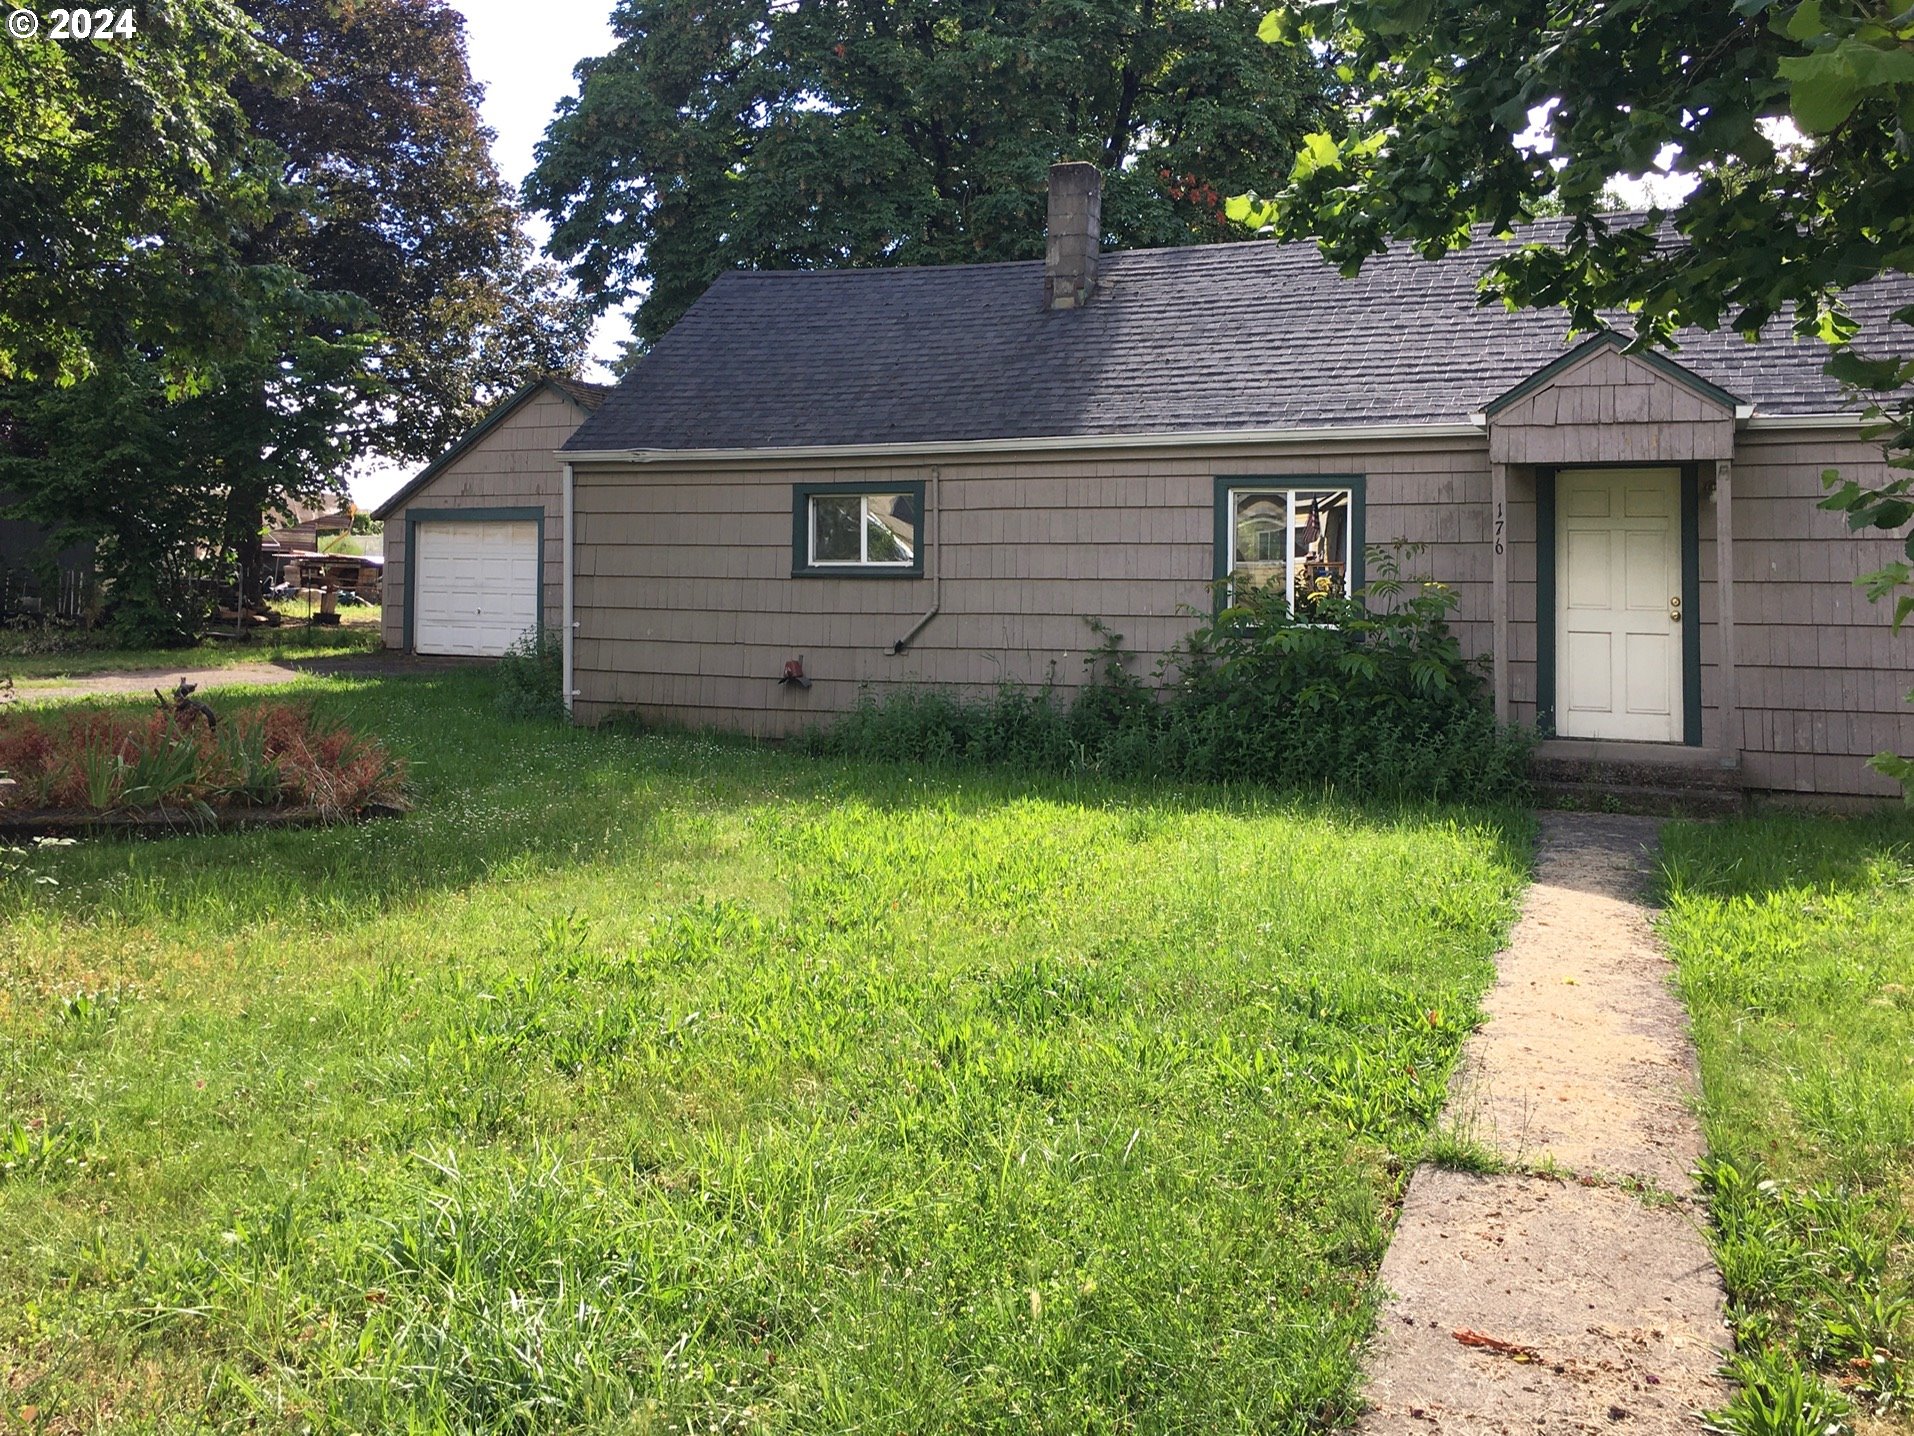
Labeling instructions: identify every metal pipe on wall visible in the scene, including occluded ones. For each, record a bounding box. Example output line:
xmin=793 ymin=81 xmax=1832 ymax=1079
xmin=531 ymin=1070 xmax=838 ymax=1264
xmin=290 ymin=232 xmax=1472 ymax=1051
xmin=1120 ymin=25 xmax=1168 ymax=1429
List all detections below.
xmin=890 ymin=465 xmax=942 ymax=654
xmin=562 ymin=461 xmax=576 ymax=720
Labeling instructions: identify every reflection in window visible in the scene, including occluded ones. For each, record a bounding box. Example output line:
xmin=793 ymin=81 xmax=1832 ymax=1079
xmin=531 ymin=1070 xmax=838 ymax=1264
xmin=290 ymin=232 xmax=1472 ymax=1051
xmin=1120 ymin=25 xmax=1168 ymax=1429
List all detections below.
xmin=809 ymin=492 xmax=915 ymax=567
xmin=1225 ymin=486 xmax=1353 ymax=613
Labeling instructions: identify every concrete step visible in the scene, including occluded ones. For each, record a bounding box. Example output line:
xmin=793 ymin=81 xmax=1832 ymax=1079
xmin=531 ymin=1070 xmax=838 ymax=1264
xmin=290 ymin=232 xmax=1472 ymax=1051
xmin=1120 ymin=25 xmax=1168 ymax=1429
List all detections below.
xmin=1529 ymin=747 xmax=1745 ymax=817
xmin=1531 ymin=776 xmax=1747 ymax=818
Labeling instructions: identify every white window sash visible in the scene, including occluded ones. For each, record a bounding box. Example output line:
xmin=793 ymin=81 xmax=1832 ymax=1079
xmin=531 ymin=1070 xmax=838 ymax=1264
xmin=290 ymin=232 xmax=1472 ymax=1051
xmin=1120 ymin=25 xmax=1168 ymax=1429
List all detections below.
xmin=1229 ymin=486 xmax=1353 ymax=613
xmin=810 ymin=494 xmax=912 ymax=567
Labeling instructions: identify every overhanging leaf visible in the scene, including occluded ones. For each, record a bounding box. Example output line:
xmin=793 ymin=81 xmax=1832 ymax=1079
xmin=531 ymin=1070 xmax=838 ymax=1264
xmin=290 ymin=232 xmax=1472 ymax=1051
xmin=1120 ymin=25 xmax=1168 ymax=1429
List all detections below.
xmin=1778 ymin=48 xmax=1865 ymax=131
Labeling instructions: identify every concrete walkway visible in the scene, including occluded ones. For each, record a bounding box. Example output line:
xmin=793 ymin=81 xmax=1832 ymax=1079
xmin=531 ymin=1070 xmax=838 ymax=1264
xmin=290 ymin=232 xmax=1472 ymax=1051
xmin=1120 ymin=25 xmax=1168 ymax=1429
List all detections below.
xmin=1358 ymin=814 xmax=1731 ymax=1433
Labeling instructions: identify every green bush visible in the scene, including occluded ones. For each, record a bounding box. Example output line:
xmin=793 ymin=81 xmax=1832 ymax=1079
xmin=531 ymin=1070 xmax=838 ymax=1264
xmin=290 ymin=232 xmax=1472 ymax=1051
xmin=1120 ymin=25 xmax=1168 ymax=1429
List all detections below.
xmin=805 ymin=544 xmax=1535 ymax=803
xmin=495 ymin=631 xmax=565 ymax=722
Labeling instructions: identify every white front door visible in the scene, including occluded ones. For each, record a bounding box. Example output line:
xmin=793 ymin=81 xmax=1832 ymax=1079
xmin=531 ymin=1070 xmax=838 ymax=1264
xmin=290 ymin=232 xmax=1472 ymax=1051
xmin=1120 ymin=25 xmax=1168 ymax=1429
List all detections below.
xmin=1556 ymin=468 xmax=1683 ymax=742
xmin=413 ymin=519 xmax=540 ymax=657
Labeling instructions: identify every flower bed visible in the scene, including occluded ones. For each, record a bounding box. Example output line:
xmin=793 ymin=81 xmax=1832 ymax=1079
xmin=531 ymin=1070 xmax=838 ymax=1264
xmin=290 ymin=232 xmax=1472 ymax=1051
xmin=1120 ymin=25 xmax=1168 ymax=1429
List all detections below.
xmin=0 ymin=701 xmax=407 ymax=834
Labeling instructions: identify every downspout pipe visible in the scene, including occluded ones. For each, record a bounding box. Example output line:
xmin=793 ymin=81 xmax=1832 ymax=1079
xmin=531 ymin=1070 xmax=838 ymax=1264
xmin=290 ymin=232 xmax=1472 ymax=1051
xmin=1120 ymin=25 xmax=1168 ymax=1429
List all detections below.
xmin=562 ymin=461 xmax=576 ymax=720
xmin=891 ymin=465 xmax=942 ymax=655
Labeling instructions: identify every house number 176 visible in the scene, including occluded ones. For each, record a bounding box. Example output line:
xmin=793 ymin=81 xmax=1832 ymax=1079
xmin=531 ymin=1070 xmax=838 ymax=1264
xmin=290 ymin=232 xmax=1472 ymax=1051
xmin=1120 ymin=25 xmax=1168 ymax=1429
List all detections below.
xmin=1493 ymin=501 xmax=1505 ymax=557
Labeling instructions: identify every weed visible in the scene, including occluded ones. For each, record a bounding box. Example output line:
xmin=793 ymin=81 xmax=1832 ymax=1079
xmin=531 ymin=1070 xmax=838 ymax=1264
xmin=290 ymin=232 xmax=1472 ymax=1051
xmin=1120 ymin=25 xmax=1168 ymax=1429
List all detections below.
xmin=495 ymin=629 xmax=564 ymax=721
xmin=1 ymin=1117 xmax=105 ymax=1183
xmin=1426 ymin=1126 xmax=1508 ymax=1174
xmin=1703 ymin=1349 xmax=1854 ymax=1436
xmin=805 ymin=542 xmax=1536 ymax=803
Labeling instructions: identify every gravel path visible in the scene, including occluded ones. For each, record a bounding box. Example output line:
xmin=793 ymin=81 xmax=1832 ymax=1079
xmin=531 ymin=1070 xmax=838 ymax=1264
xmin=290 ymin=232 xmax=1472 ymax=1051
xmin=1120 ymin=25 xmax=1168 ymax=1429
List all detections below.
xmin=1358 ymin=813 xmax=1731 ymax=1434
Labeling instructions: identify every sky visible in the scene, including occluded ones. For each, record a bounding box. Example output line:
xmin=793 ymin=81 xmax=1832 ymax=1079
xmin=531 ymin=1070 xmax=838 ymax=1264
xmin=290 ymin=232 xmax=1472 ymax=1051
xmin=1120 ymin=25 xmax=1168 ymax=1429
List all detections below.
xmin=351 ymin=1 xmax=621 ymax=509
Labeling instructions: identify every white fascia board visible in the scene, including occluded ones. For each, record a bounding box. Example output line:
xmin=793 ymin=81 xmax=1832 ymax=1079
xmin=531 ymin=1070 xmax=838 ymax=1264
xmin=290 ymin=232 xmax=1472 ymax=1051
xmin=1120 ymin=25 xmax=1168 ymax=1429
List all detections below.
xmin=558 ymin=421 xmax=1486 ymax=466
xmin=1741 ymin=412 xmax=1870 ymax=430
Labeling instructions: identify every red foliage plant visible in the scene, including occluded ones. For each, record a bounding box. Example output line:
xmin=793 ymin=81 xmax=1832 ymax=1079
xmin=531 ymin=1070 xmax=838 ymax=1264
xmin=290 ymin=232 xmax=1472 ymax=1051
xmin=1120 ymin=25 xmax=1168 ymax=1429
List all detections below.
xmin=0 ymin=702 xmax=407 ymax=820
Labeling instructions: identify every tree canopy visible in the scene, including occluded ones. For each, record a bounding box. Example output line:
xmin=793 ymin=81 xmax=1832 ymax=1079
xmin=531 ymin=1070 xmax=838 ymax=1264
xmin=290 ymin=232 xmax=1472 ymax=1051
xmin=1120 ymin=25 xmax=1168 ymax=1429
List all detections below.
xmin=0 ymin=0 xmax=292 ymax=388
xmin=1 ymin=0 xmax=591 ymax=641
xmin=528 ymin=0 xmax=1337 ymax=349
xmin=1238 ymin=0 xmax=1912 ymax=351
xmin=235 ymin=0 xmax=592 ymax=460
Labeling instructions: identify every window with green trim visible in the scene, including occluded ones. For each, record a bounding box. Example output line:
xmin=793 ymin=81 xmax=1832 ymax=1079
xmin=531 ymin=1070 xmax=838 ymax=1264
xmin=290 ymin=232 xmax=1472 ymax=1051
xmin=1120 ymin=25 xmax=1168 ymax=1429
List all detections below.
xmin=793 ymin=483 xmax=924 ymax=576
xmin=1219 ymin=484 xmax=1356 ymax=612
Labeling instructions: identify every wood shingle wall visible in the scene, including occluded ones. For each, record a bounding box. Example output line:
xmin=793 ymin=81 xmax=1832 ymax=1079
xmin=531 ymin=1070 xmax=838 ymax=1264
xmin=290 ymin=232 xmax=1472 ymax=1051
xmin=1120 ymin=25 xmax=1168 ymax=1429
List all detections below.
xmin=571 ymin=436 xmax=1495 ymax=735
xmin=1488 ymin=344 xmax=1736 ymax=465
xmin=573 ymin=423 xmax=1914 ymax=798
xmin=1729 ymin=431 xmax=1914 ymax=795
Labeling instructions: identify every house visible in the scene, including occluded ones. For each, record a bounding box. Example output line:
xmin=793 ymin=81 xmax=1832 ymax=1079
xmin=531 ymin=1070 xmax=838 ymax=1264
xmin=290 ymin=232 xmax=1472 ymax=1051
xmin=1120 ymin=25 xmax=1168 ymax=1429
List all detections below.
xmin=266 ymin=503 xmax=356 ymax=557
xmin=373 ymin=375 xmax=610 ymax=656
xmin=554 ymin=163 xmax=1912 ymax=798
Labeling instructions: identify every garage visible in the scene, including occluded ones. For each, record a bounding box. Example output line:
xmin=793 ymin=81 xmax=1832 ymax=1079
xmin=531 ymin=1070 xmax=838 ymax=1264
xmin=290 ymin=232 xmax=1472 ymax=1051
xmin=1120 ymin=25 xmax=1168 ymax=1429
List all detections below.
xmin=411 ymin=518 xmax=540 ymax=656
xmin=371 ymin=377 xmax=609 ymax=657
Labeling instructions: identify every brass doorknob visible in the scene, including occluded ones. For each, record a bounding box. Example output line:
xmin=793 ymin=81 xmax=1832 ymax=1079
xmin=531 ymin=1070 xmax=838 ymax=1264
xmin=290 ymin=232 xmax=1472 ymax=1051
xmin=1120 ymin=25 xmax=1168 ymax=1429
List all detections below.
xmin=1670 ymin=595 xmax=1683 ymax=623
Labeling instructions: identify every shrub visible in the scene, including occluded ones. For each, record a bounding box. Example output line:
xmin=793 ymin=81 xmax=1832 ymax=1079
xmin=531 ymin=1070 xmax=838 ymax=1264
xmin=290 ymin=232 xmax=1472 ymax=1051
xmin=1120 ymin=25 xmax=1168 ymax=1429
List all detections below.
xmin=805 ymin=543 xmax=1535 ymax=803
xmin=496 ymin=630 xmax=565 ymax=722
xmin=0 ymin=617 xmax=114 ymax=660
xmin=808 ymin=681 xmax=1076 ymax=769
xmin=0 ymin=702 xmax=407 ymax=820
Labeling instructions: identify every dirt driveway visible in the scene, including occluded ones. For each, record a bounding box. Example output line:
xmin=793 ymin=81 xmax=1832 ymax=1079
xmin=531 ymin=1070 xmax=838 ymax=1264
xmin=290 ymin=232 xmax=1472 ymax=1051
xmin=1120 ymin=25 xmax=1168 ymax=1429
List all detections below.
xmin=9 ymin=653 xmax=485 ymax=707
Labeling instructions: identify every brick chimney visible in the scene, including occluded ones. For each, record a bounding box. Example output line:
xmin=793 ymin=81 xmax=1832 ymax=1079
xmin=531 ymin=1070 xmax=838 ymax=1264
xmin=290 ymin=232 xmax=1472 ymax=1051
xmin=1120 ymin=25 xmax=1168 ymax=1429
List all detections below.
xmin=1043 ymin=161 xmax=1101 ymax=309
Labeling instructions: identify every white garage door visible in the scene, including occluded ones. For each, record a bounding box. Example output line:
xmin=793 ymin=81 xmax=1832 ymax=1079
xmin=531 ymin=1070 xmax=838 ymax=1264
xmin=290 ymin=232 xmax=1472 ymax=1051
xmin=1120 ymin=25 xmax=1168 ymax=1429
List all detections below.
xmin=412 ymin=519 xmax=540 ymax=657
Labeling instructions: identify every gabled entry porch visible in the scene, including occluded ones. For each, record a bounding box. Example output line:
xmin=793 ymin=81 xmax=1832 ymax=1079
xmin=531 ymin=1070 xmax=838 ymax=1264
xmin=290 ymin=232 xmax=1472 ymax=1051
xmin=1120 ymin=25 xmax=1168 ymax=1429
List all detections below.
xmin=1478 ymin=332 xmax=1748 ymax=780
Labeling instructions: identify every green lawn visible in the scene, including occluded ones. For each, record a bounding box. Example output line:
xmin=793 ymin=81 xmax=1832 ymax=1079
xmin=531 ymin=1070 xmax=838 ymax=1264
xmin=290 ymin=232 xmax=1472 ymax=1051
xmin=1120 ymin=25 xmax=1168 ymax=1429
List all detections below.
xmin=1662 ymin=814 xmax=1914 ymax=1427
xmin=1 ymin=605 xmax=382 ymax=682
xmin=0 ymin=671 xmax=1528 ymax=1433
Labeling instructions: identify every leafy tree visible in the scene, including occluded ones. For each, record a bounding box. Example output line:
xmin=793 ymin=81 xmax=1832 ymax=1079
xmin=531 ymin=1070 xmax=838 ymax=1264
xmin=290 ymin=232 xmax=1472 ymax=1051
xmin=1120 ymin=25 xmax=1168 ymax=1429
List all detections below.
xmin=233 ymin=0 xmax=593 ymax=461
xmin=528 ymin=0 xmax=1337 ymax=348
xmin=1234 ymin=0 xmax=1914 ymax=785
xmin=0 ymin=316 xmax=370 ymax=643
xmin=0 ymin=0 xmax=290 ymax=387
xmin=3 ymin=0 xmax=592 ymax=640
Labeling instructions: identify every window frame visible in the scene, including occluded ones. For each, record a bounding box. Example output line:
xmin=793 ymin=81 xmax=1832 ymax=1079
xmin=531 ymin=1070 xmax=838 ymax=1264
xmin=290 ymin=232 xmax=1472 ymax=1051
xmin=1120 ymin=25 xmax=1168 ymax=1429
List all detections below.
xmin=791 ymin=480 xmax=927 ymax=578
xmin=1211 ymin=475 xmax=1366 ymax=613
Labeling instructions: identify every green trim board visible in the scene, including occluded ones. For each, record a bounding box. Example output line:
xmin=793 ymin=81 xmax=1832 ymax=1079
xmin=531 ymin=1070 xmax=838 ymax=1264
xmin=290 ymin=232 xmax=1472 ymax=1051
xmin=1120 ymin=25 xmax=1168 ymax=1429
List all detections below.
xmin=790 ymin=480 xmax=928 ymax=578
xmin=1680 ymin=462 xmax=1703 ymax=747
xmin=1535 ymin=468 xmax=1558 ymax=735
xmin=1481 ymin=331 xmax=1746 ymax=419
xmin=1211 ymin=474 xmax=1367 ymax=610
xmin=372 ymin=379 xmax=598 ymax=522
xmin=1533 ymin=466 xmax=1703 ymax=746
xmin=401 ymin=505 xmax=546 ymax=654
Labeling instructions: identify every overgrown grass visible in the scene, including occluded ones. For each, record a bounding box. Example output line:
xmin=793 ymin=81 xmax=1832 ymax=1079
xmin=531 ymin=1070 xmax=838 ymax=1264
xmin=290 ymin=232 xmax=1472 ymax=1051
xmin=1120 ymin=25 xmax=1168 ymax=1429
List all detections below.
xmin=0 ymin=605 xmax=382 ymax=682
xmin=0 ymin=671 xmax=1530 ymax=1432
xmin=1662 ymin=814 xmax=1914 ymax=1431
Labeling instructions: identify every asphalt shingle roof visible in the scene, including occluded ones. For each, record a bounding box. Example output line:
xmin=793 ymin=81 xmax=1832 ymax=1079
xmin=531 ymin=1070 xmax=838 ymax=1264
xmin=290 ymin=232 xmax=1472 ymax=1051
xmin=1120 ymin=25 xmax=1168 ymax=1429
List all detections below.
xmin=566 ymin=224 xmax=1913 ymax=454
xmin=548 ymin=376 xmax=614 ymax=411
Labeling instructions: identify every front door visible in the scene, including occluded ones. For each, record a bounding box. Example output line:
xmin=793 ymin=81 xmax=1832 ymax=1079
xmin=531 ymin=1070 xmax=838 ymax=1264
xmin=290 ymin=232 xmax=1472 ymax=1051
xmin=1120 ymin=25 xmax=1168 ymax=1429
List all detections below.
xmin=1555 ymin=467 xmax=1683 ymax=742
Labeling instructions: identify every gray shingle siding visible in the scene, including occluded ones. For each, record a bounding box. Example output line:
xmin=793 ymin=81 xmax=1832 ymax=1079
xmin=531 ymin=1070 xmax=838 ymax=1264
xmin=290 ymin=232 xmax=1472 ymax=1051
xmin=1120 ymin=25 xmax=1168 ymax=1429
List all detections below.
xmin=565 ymin=225 xmax=1911 ymax=454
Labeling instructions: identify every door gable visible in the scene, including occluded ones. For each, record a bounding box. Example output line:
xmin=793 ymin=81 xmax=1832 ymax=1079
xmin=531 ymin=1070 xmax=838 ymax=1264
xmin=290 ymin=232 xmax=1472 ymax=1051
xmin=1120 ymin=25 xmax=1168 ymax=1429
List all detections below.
xmin=1485 ymin=333 xmax=1742 ymax=465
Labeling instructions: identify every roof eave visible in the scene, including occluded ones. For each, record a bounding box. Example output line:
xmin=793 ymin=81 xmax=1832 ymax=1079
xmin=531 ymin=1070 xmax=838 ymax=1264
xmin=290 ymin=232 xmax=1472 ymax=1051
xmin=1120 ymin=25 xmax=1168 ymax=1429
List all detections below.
xmin=559 ymin=420 xmax=1491 ymax=465
xmin=560 ymin=410 xmax=1874 ymax=469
